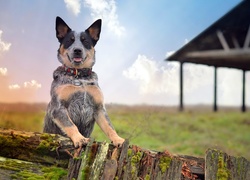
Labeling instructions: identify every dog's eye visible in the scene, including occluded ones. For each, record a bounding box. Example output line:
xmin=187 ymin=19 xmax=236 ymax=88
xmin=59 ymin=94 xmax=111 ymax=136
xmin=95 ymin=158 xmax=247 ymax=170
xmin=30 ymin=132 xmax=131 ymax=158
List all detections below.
xmin=71 ymin=36 xmax=75 ymax=41
xmin=82 ymin=39 xmax=91 ymax=49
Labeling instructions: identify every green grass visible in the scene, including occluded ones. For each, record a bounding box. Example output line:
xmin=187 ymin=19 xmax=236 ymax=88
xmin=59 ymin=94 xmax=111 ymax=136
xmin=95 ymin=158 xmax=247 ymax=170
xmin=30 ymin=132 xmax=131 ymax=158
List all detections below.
xmin=0 ymin=104 xmax=250 ymax=160
xmin=0 ymin=111 xmax=45 ymax=132
xmin=93 ymin=105 xmax=250 ymax=160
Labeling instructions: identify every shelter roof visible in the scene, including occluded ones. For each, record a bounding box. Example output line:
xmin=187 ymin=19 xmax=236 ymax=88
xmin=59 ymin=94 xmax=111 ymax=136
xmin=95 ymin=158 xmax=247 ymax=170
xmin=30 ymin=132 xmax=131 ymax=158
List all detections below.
xmin=166 ymin=0 xmax=250 ymax=71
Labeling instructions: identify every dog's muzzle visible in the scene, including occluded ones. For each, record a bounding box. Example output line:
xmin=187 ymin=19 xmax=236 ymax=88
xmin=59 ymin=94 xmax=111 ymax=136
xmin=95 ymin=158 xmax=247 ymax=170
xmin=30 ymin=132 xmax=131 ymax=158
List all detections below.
xmin=70 ymin=48 xmax=87 ymax=65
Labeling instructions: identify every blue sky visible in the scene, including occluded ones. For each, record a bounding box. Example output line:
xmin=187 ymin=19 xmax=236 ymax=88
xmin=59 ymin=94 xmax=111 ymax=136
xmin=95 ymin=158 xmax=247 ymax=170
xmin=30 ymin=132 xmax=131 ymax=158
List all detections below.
xmin=0 ymin=0 xmax=248 ymax=106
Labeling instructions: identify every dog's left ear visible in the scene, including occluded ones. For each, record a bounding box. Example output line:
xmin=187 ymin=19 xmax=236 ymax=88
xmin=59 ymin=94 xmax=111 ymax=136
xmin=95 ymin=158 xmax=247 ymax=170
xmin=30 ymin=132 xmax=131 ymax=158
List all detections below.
xmin=85 ymin=19 xmax=102 ymax=46
xmin=56 ymin=16 xmax=72 ymax=43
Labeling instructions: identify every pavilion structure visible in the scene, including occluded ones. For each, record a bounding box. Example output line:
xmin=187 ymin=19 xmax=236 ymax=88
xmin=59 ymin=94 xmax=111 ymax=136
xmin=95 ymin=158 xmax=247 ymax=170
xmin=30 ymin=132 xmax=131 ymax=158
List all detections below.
xmin=166 ymin=0 xmax=250 ymax=112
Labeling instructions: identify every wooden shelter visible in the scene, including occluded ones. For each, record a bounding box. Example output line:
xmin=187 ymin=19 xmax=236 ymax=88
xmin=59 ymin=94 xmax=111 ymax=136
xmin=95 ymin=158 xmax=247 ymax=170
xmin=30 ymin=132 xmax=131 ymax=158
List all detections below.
xmin=166 ymin=0 xmax=250 ymax=112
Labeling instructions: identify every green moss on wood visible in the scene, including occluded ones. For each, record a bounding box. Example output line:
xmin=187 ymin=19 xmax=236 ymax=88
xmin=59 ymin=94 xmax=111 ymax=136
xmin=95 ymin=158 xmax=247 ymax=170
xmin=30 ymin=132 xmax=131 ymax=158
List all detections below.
xmin=131 ymin=151 xmax=142 ymax=164
xmin=0 ymin=156 xmax=34 ymax=171
xmin=0 ymin=156 xmax=67 ymax=180
xmin=36 ymin=133 xmax=58 ymax=153
xmin=0 ymin=134 xmax=28 ymax=157
xmin=145 ymin=174 xmax=150 ymax=180
xmin=79 ymin=141 xmax=98 ymax=180
xmin=236 ymin=156 xmax=247 ymax=176
xmin=216 ymin=153 xmax=230 ymax=180
xmin=42 ymin=166 xmax=67 ymax=180
xmin=127 ymin=149 xmax=133 ymax=157
xmin=0 ymin=132 xmax=69 ymax=167
xmin=130 ymin=151 xmax=143 ymax=177
xmin=12 ymin=167 xmax=67 ymax=180
xmin=159 ymin=156 xmax=172 ymax=173
xmin=12 ymin=170 xmax=45 ymax=180
xmin=0 ymin=132 xmax=58 ymax=159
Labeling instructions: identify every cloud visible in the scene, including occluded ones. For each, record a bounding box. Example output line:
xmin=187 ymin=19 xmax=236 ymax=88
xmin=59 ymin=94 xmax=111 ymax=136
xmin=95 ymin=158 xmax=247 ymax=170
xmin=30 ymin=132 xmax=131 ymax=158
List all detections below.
xmin=0 ymin=67 xmax=7 ymax=76
xmin=0 ymin=30 xmax=11 ymax=53
xmin=83 ymin=0 xmax=125 ymax=36
xmin=8 ymin=84 xmax=21 ymax=90
xmin=132 ymin=51 xmax=247 ymax=106
xmin=24 ymin=80 xmax=42 ymax=89
xmin=165 ymin=38 xmax=189 ymax=58
xmin=64 ymin=0 xmax=81 ymax=16
xmin=123 ymin=54 xmax=213 ymax=96
xmin=218 ymin=69 xmax=247 ymax=106
xmin=0 ymin=76 xmax=42 ymax=102
xmin=8 ymin=80 xmax=42 ymax=90
xmin=63 ymin=0 xmax=125 ymax=36
xmin=166 ymin=51 xmax=175 ymax=58
xmin=123 ymin=54 xmax=179 ymax=95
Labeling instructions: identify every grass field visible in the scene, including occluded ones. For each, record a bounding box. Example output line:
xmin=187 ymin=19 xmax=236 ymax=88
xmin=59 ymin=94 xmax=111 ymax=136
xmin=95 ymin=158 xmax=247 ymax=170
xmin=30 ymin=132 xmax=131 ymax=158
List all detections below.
xmin=0 ymin=103 xmax=249 ymax=160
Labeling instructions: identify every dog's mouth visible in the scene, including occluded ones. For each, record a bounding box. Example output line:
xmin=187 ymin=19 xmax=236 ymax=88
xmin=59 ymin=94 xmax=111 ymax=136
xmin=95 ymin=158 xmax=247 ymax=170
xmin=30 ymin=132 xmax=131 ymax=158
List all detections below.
xmin=73 ymin=57 xmax=83 ymax=63
xmin=67 ymin=53 xmax=86 ymax=65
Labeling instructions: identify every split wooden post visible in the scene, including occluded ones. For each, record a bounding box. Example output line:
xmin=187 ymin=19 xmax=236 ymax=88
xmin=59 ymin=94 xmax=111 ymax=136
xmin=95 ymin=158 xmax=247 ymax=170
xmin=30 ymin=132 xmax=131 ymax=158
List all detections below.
xmin=1 ymin=129 xmax=250 ymax=179
xmin=205 ymin=149 xmax=250 ymax=179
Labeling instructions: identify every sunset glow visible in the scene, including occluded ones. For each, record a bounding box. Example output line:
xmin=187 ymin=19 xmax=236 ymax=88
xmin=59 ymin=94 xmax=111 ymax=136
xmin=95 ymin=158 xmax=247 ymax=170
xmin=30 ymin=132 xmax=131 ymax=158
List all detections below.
xmin=0 ymin=0 xmax=248 ymax=106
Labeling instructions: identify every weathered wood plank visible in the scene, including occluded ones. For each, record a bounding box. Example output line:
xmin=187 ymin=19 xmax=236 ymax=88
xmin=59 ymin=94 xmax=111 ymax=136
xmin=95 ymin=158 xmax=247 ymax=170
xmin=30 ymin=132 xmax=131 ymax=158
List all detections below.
xmin=129 ymin=145 xmax=143 ymax=179
xmin=76 ymin=138 xmax=97 ymax=180
xmin=205 ymin=149 xmax=250 ymax=180
xmin=0 ymin=128 xmax=72 ymax=167
xmin=67 ymin=146 xmax=87 ymax=180
xmin=0 ymin=156 xmax=67 ymax=180
xmin=166 ymin=156 xmax=183 ymax=179
xmin=116 ymin=139 xmax=129 ymax=179
xmin=101 ymin=147 xmax=119 ymax=180
xmin=2 ymin=129 xmax=250 ymax=180
xmin=138 ymin=150 xmax=155 ymax=179
xmin=90 ymin=141 xmax=109 ymax=179
xmin=153 ymin=152 xmax=173 ymax=179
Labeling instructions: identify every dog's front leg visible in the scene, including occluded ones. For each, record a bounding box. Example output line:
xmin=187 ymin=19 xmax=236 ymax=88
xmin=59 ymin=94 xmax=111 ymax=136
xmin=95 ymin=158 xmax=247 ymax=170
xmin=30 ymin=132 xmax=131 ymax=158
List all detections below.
xmin=95 ymin=108 xmax=125 ymax=147
xmin=51 ymin=104 xmax=89 ymax=148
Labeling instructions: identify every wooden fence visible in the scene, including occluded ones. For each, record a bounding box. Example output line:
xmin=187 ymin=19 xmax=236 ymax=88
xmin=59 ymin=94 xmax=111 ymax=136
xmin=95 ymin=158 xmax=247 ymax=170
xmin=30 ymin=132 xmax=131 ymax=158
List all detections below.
xmin=0 ymin=129 xmax=249 ymax=179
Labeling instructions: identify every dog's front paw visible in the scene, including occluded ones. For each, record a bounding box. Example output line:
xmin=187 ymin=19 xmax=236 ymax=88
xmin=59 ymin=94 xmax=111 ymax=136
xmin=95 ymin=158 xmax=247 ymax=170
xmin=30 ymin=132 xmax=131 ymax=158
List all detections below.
xmin=71 ymin=133 xmax=90 ymax=157
xmin=71 ymin=133 xmax=89 ymax=148
xmin=112 ymin=136 xmax=125 ymax=147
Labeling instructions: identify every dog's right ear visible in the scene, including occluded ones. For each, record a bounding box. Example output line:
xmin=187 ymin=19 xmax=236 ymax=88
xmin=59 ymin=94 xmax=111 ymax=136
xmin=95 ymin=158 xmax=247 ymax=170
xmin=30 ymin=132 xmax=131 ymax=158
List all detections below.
xmin=56 ymin=16 xmax=72 ymax=43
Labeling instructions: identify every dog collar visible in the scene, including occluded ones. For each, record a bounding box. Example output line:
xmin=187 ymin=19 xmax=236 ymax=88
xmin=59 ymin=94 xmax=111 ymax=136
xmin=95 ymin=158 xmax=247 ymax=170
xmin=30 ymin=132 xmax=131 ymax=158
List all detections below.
xmin=61 ymin=65 xmax=92 ymax=78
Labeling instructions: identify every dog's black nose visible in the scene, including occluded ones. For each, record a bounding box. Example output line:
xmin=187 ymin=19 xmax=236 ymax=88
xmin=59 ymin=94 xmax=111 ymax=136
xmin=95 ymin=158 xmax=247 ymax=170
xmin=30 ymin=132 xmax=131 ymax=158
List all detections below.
xmin=74 ymin=48 xmax=82 ymax=54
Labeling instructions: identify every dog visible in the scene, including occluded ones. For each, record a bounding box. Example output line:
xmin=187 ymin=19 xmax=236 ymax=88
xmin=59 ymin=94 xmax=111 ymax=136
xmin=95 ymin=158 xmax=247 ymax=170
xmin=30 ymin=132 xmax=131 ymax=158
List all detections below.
xmin=43 ymin=17 xmax=125 ymax=153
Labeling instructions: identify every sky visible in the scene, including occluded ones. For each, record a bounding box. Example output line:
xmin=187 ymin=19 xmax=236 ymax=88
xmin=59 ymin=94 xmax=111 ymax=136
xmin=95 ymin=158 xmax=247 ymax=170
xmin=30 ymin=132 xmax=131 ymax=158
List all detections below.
xmin=0 ymin=0 xmax=249 ymax=106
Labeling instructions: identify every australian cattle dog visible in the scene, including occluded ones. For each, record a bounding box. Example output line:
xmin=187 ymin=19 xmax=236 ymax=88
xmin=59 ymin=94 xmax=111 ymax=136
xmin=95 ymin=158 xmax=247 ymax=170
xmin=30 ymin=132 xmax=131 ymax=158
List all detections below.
xmin=43 ymin=17 xmax=125 ymax=155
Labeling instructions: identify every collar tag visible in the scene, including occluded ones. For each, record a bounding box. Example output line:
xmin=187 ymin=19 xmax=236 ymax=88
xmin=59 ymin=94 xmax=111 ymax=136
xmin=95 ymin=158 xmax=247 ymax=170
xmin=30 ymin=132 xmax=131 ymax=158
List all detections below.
xmin=73 ymin=79 xmax=82 ymax=86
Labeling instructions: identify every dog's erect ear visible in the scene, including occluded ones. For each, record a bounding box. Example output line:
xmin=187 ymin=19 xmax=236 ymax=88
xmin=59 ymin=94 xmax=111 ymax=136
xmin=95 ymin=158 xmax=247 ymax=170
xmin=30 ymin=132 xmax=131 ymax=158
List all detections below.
xmin=85 ymin=19 xmax=102 ymax=46
xmin=56 ymin=16 xmax=72 ymax=43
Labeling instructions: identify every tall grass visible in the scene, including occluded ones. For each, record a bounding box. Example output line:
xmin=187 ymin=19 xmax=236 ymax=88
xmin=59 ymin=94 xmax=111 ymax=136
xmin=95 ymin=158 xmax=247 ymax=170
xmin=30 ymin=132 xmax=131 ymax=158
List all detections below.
xmin=0 ymin=103 xmax=249 ymax=160
xmin=0 ymin=111 xmax=45 ymax=132
xmin=94 ymin=105 xmax=250 ymax=160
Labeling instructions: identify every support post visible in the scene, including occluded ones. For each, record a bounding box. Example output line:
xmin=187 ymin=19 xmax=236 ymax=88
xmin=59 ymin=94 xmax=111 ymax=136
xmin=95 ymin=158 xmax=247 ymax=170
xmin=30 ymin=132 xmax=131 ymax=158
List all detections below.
xmin=242 ymin=70 xmax=246 ymax=112
xmin=179 ymin=62 xmax=183 ymax=111
xmin=214 ymin=67 xmax=218 ymax=112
